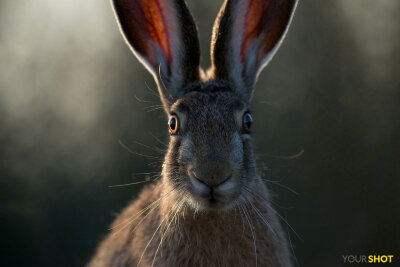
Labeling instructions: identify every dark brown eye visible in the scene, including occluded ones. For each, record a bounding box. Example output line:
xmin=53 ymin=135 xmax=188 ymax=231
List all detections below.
xmin=168 ymin=115 xmax=179 ymax=134
xmin=243 ymin=113 xmax=252 ymax=133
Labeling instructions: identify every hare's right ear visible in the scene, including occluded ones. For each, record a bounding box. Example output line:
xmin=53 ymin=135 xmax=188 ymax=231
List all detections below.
xmin=112 ymin=0 xmax=201 ymax=109
xmin=210 ymin=0 xmax=298 ymax=103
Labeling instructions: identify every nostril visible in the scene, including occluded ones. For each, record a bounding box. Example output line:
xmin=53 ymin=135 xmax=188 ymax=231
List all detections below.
xmin=192 ymin=170 xmax=207 ymax=185
xmin=190 ymin=168 xmax=233 ymax=188
xmin=217 ymin=172 xmax=232 ymax=186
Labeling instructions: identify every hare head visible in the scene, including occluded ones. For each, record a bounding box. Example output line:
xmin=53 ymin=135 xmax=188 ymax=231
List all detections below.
xmin=112 ymin=0 xmax=297 ymax=211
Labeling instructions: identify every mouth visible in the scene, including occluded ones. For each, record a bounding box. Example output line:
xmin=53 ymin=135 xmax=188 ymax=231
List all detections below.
xmin=197 ymin=190 xmax=237 ymax=211
xmin=202 ymin=188 xmax=220 ymax=205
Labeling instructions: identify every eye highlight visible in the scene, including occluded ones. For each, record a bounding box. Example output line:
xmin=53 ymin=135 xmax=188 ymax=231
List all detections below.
xmin=168 ymin=114 xmax=179 ymax=134
xmin=243 ymin=112 xmax=253 ymax=133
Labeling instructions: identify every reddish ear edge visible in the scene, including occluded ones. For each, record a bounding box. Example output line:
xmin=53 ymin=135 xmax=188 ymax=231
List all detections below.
xmin=112 ymin=0 xmax=176 ymax=69
xmin=112 ymin=0 xmax=201 ymax=108
xmin=210 ymin=0 xmax=298 ymax=101
xmin=241 ymin=0 xmax=297 ymax=65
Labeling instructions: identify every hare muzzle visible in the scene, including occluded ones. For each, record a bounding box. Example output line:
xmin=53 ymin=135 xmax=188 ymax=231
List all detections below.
xmin=188 ymin=162 xmax=236 ymax=204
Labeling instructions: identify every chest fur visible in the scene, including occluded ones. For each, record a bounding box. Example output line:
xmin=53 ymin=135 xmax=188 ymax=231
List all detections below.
xmin=131 ymin=207 xmax=287 ymax=267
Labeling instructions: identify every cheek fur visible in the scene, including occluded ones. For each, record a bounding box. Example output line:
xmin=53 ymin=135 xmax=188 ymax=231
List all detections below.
xmin=177 ymin=136 xmax=194 ymax=165
xmin=230 ymin=133 xmax=244 ymax=172
xmin=168 ymin=137 xmax=181 ymax=164
xmin=241 ymin=134 xmax=256 ymax=176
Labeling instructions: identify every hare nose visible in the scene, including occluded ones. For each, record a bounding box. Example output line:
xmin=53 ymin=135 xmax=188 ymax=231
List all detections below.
xmin=191 ymin=163 xmax=232 ymax=188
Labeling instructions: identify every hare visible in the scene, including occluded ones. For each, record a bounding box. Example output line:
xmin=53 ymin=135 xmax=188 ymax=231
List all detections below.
xmin=89 ymin=0 xmax=298 ymax=266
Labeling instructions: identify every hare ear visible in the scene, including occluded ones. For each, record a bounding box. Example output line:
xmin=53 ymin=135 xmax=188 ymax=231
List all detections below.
xmin=112 ymin=0 xmax=200 ymax=109
xmin=210 ymin=0 xmax=298 ymax=102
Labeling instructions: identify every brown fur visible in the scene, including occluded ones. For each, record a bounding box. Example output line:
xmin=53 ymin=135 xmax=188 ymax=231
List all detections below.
xmin=89 ymin=180 xmax=291 ymax=267
xmin=89 ymin=0 xmax=299 ymax=266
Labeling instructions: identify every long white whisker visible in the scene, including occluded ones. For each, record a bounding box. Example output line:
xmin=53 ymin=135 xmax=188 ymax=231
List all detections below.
xmin=244 ymin=193 xmax=278 ymax=240
xmin=151 ymin=199 xmax=185 ymax=267
xmin=271 ymin=207 xmax=303 ymax=242
xmin=144 ymin=81 xmax=160 ymax=97
xmin=112 ymin=198 xmax=161 ymax=238
xmin=134 ymin=94 xmax=158 ymax=104
xmin=237 ymin=202 xmax=246 ymax=240
xmin=118 ymin=139 xmax=160 ymax=159
xmin=129 ymin=185 xmax=183 ymax=236
xmin=148 ymin=131 xmax=168 ymax=147
xmin=111 ymin=187 xmax=175 ymax=233
xmin=108 ymin=179 xmax=154 ymax=188
xmin=132 ymin=140 xmax=165 ymax=154
xmin=243 ymin=184 xmax=289 ymax=210
xmin=243 ymin=185 xmax=302 ymax=242
xmin=147 ymin=106 xmax=165 ymax=112
xmin=286 ymin=226 xmax=300 ymax=267
xmin=136 ymin=205 xmax=173 ymax=267
xmin=240 ymin=203 xmax=258 ymax=267
xmin=261 ymin=178 xmax=299 ymax=195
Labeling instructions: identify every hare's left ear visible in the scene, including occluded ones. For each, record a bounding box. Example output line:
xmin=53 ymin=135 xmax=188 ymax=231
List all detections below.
xmin=210 ymin=0 xmax=298 ymax=102
xmin=112 ymin=0 xmax=200 ymax=109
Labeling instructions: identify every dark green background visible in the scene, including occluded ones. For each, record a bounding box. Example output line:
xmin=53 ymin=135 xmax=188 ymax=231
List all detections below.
xmin=1 ymin=0 xmax=399 ymax=266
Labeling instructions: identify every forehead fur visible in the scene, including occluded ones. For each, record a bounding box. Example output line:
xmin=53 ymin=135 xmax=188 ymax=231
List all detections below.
xmin=170 ymin=80 xmax=245 ymax=114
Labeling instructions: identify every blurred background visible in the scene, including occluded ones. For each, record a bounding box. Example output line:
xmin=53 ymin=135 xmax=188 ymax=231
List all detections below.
xmin=1 ymin=0 xmax=399 ymax=266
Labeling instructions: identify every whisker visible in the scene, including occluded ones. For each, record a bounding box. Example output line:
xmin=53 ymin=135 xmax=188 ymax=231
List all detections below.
xmin=129 ymin=199 xmax=163 ymax=235
xmin=131 ymin=171 xmax=160 ymax=176
xmin=237 ymin=203 xmax=246 ymax=240
xmin=109 ymin=173 xmax=160 ymax=188
xmin=271 ymin=208 xmax=303 ymax=242
xmin=111 ymin=187 xmax=175 ymax=232
xmin=108 ymin=179 xmax=153 ymax=188
xmin=144 ymin=81 xmax=160 ymax=97
xmin=147 ymin=160 xmax=165 ymax=167
xmin=133 ymin=140 xmax=165 ymax=154
xmin=232 ymin=205 xmax=238 ymax=226
xmin=286 ymin=226 xmax=300 ymax=267
xmin=118 ymin=140 xmax=160 ymax=159
xmin=243 ymin=192 xmax=278 ymax=240
xmin=137 ymin=201 xmax=175 ymax=267
xmin=128 ymin=188 xmax=179 ymax=235
xmin=145 ymin=104 xmax=165 ymax=110
xmin=111 ymin=199 xmax=161 ymax=237
xmin=147 ymin=106 xmax=165 ymax=112
xmin=261 ymin=178 xmax=299 ymax=195
xmin=257 ymin=149 xmax=304 ymax=160
xmin=240 ymin=203 xmax=258 ymax=267
xmin=134 ymin=94 xmax=158 ymax=104
xmin=148 ymin=131 xmax=168 ymax=147
xmin=151 ymin=199 xmax=185 ymax=267
xmin=243 ymin=185 xmax=281 ymax=208
xmin=243 ymin=186 xmax=302 ymax=242
xmin=134 ymin=184 xmax=184 ymax=267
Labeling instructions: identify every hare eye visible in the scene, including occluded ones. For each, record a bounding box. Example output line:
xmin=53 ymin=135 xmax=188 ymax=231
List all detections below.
xmin=243 ymin=113 xmax=252 ymax=133
xmin=168 ymin=115 xmax=179 ymax=134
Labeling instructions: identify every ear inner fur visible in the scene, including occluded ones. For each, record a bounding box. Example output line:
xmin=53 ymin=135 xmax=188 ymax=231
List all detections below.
xmin=113 ymin=0 xmax=174 ymax=68
xmin=242 ymin=0 xmax=293 ymax=64
xmin=210 ymin=0 xmax=298 ymax=101
xmin=139 ymin=0 xmax=173 ymax=66
xmin=112 ymin=0 xmax=201 ymax=108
